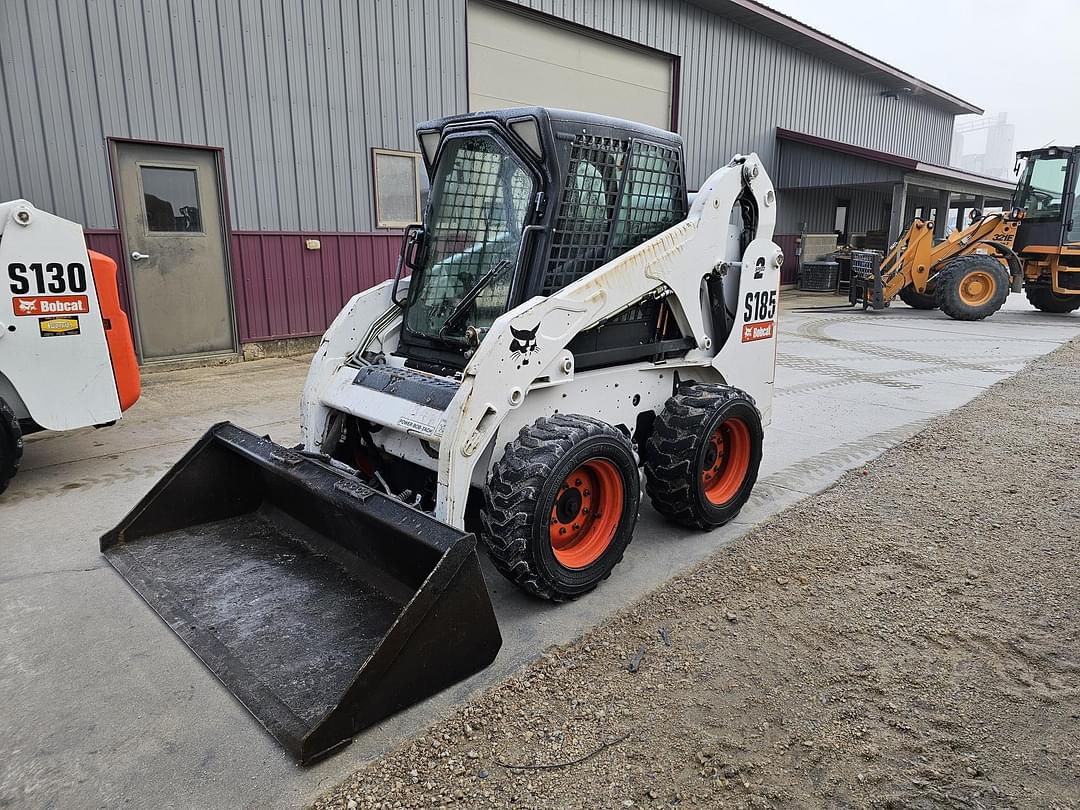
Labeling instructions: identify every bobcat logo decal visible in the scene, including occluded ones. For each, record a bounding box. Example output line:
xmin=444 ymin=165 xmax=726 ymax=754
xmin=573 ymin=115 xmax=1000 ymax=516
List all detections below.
xmin=509 ymin=323 xmax=539 ymax=368
xmin=18 ymin=299 xmax=36 ymax=314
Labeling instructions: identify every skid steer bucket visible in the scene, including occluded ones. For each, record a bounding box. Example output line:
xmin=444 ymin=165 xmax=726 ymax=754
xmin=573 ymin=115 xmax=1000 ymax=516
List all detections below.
xmin=101 ymin=423 xmax=501 ymax=765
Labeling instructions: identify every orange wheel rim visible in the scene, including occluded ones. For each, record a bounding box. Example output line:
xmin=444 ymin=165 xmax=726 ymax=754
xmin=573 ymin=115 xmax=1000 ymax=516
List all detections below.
xmin=701 ymin=418 xmax=752 ymax=506
xmin=958 ymin=271 xmax=996 ymax=307
xmin=549 ymin=458 xmax=623 ymax=569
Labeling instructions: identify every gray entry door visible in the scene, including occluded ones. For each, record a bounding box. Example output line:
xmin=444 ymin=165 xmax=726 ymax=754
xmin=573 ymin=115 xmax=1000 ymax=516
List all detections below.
xmin=114 ymin=142 xmax=235 ymax=360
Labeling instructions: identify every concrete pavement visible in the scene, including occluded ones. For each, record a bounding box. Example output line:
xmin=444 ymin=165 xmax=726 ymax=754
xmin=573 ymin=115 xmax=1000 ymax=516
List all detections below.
xmin=1 ymin=293 xmax=1077 ymax=809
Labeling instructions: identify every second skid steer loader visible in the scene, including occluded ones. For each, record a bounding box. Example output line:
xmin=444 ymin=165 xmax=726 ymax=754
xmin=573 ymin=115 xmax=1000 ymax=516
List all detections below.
xmin=0 ymin=200 xmax=140 ymax=494
xmin=103 ymin=108 xmax=783 ymax=763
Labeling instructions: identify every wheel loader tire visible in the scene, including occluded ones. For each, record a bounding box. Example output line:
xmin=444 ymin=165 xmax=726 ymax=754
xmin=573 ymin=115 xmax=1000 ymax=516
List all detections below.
xmin=0 ymin=398 xmax=23 ymax=496
xmin=481 ymin=413 xmax=640 ymax=601
xmin=898 ymin=284 xmax=937 ymax=310
xmin=934 ymin=255 xmax=1010 ymax=321
xmin=1025 ymin=284 xmax=1080 ymax=313
xmin=644 ymin=384 xmax=763 ymax=530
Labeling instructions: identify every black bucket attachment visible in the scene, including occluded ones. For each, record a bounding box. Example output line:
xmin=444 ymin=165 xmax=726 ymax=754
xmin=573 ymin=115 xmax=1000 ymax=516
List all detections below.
xmin=101 ymin=423 xmax=501 ymax=765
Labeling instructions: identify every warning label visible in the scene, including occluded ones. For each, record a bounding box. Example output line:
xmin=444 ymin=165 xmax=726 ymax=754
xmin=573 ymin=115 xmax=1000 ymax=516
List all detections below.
xmin=741 ymin=320 xmax=775 ymax=342
xmin=13 ymin=295 xmax=90 ymax=317
xmin=38 ymin=316 xmax=82 ymax=337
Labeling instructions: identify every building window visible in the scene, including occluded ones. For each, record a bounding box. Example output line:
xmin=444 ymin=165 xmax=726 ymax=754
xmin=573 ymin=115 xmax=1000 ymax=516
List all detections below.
xmin=372 ymin=148 xmax=422 ymax=228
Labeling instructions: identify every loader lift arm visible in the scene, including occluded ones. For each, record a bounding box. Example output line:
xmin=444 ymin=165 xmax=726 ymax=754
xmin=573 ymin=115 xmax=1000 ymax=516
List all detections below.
xmin=437 ymin=156 xmax=782 ymax=526
xmin=851 ymin=211 xmax=1021 ymax=319
xmin=876 ymin=213 xmax=1021 ymax=301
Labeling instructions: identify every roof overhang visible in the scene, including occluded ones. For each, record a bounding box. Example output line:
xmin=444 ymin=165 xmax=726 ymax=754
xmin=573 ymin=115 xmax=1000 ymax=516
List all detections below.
xmin=686 ymin=0 xmax=983 ymax=116
xmin=776 ymin=129 xmax=1017 ymax=200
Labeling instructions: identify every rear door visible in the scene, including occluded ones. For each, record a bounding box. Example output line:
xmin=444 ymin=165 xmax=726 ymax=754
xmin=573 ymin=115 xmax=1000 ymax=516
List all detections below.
xmin=114 ymin=143 xmax=235 ymax=361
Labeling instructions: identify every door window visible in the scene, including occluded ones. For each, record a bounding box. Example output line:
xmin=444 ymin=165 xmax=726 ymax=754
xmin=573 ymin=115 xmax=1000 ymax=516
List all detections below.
xmin=141 ymin=166 xmax=202 ymax=232
xmin=404 ymin=135 xmax=535 ymax=341
xmin=1015 ymin=155 xmax=1069 ymax=221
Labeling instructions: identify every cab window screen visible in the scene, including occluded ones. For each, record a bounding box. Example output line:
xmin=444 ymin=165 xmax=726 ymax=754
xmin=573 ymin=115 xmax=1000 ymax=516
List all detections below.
xmin=542 ymin=136 xmax=686 ymax=295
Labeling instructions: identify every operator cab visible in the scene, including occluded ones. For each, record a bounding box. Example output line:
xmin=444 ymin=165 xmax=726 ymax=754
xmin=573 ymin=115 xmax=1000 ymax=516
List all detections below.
xmin=1012 ymin=145 xmax=1080 ymax=253
xmin=392 ymin=108 xmax=721 ymax=376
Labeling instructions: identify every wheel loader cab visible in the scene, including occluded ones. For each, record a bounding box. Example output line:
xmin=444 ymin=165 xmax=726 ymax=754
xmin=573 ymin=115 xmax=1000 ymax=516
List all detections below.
xmin=397 ymin=108 xmax=692 ymax=373
xmin=1012 ymin=145 xmax=1080 ymax=252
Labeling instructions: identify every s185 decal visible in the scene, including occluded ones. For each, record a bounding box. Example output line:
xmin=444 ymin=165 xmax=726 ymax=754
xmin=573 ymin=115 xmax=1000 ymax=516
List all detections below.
xmin=743 ymin=290 xmax=776 ymax=322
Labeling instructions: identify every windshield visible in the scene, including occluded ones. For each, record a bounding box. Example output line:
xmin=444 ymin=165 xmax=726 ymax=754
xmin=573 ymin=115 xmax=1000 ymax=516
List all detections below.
xmin=404 ymin=134 xmax=534 ymax=342
xmin=1014 ymin=154 xmax=1069 ymax=222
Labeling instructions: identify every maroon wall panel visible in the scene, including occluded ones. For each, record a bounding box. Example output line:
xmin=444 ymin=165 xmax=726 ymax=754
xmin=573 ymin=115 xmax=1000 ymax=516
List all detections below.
xmin=83 ymin=229 xmax=402 ymax=344
xmin=84 ymin=229 xmax=132 ymax=316
xmin=775 ymin=234 xmax=799 ymax=286
xmin=230 ymin=232 xmax=400 ymax=342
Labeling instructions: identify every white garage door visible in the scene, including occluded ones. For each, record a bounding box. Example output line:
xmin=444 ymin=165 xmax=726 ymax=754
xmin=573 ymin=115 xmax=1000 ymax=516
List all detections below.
xmin=467 ymin=1 xmax=674 ymax=130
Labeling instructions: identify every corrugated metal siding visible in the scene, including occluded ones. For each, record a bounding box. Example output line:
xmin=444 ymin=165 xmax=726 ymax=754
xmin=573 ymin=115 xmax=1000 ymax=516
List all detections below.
xmin=84 ymin=230 xmax=133 ymax=320
xmin=2 ymin=0 xmax=955 ymax=229
xmin=775 ymin=141 xmax=903 ymax=190
xmin=503 ymin=0 xmax=955 ymax=186
xmin=776 ymin=187 xmax=890 ymax=234
xmin=1 ymin=0 xmax=465 ymax=231
xmin=82 ymin=228 xmax=399 ymax=343
xmin=230 ymin=232 xmax=400 ymax=342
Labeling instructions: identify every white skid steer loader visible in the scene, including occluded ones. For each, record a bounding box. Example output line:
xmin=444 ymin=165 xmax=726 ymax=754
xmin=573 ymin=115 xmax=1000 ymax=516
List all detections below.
xmin=103 ymin=108 xmax=782 ymax=764
xmin=0 ymin=201 xmax=141 ymax=494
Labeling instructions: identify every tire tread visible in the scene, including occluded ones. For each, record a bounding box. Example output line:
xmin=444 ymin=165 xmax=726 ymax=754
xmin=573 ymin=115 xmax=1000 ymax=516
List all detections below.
xmin=480 ymin=414 xmax=636 ymax=601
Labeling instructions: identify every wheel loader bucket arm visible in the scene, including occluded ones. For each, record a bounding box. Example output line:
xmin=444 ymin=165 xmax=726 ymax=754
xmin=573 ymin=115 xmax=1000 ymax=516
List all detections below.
xmin=879 ymin=213 xmax=1019 ymax=300
xmin=879 ymin=220 xmax=934 ymax=299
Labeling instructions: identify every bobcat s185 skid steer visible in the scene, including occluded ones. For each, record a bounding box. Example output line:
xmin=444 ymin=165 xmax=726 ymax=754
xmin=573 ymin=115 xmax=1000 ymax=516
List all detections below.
xmin=0 ymin=200 xmax=140 ymax=494
xmin=103 ymin=108 xmax=783 ymax=763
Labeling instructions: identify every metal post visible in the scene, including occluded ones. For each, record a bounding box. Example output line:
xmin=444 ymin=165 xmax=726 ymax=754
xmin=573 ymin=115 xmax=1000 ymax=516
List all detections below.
xmin=888 ymin=182 xmax=908 ymax=244
xmin=973 ymin=194 xmax=986 ymax=214
xmin=934 ymin=190 xmax=952 ymax=239
xmin=955 ymin=206 xmax=966 ymax=230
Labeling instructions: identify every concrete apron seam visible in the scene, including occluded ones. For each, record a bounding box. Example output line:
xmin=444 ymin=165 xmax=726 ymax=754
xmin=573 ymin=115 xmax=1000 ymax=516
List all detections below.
xmin=0 ymin=565 xmax=109 ymax=586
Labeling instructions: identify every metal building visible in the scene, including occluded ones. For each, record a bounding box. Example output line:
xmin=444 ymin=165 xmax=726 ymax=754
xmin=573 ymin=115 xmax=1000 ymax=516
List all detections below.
xmin=0 ymin=0 xmax=1015 ymax=362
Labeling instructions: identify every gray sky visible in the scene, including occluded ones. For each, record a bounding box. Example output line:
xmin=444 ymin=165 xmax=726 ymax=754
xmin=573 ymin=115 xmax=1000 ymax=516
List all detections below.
xmin=762 ymin=0 xmax=1079 ymax=152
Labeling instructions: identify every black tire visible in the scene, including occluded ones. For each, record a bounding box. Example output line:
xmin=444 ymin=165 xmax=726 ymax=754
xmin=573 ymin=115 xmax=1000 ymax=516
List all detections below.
xmin=644 ymin=384 xmax=763 ymax=530
xmin=934 ymin=255 xmax=1010 ymax=321
xmin=0 ymin=398 xmax=23 ymax=496
xmin=898 ymin=284 xmax=937 ymax=310
xmin=1025 ymin=284 xmax=1080 ymax=314
xmin=480 ymin=413 xmax=640 ymax=601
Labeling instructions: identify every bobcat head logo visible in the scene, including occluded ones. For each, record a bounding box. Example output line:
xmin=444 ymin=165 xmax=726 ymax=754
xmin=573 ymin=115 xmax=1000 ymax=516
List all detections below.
xmin=509 ymin=324 xmax=539 ymax=368
xmin=18 ymin=299 xmax=36 ymax=313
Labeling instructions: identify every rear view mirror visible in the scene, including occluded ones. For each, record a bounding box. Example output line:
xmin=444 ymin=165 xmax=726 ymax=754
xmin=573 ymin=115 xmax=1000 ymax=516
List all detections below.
xmin=392 ymin=224 xmax=425 ymax=307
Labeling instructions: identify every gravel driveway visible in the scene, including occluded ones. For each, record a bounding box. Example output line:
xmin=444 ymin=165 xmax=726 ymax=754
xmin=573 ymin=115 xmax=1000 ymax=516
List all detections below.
xmin=321 ymin=338 xmax=1075 ymax=809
